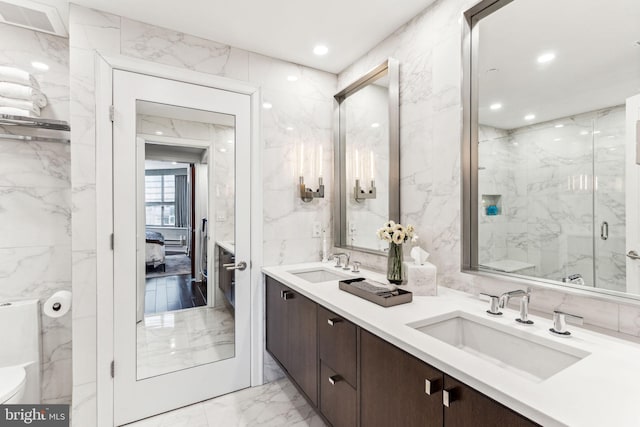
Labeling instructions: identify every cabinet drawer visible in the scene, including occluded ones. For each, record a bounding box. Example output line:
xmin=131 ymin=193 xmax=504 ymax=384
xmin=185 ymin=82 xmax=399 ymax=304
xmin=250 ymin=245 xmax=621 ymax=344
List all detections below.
xmin=320 ymin=361 xmax=356 ymax=427
xmin=318 ymin=306 xmax=357 ymax=387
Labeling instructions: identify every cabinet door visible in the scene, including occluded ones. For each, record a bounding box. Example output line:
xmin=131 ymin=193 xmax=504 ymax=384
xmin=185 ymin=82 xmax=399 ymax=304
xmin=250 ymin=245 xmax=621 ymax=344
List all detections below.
xmin=320 ymin=361 xmax=357 ymax=427
xmin=443 ymin=376 xmax=538 ymax=427
xmin=360 ymin=330 xmax=444 ymax=427
xmin=288 ymin=290 xmax=318 ymax=406
xmin=318 ymin=306 xmax=357 ymax=387
xmin=265 ymin=276 xmax=289 ymax=369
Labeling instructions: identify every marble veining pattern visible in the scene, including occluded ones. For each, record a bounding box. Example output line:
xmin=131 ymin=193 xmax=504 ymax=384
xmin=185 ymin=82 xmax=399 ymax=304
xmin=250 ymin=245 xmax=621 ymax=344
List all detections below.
xmin=126 ymin=377 xmax=325 ymax=427
xmin=137 ymin=306 xmax=235 ymax=379
xmin=0 ymin=22 xmax=71 ymax=404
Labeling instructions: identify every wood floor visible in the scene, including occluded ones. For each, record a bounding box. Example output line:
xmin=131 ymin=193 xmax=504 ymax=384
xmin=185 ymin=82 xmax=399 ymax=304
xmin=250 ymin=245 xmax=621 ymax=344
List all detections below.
xmin=144 ymin=274 xmax=207 ymax=314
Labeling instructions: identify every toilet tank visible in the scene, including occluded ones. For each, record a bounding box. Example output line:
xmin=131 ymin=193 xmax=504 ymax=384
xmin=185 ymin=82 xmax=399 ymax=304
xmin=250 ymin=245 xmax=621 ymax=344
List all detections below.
xmin=0 ymin=299 xmax=41 ymax=403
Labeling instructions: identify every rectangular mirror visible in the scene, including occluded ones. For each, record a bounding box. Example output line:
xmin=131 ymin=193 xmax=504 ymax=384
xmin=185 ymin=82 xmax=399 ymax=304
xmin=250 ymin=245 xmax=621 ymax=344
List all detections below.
xmin=463 ymin=0 xmax=640 ymax=299
xmin=135 ymin=100 xmax=236 ymax=379
xmin=334 ymin=58 xmax=400 ymax=253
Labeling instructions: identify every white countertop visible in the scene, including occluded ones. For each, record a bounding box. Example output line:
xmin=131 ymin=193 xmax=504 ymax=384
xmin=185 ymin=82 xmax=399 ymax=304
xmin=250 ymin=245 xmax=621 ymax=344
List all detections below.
xmin=262 ymin=262 xmax=640 ymax=427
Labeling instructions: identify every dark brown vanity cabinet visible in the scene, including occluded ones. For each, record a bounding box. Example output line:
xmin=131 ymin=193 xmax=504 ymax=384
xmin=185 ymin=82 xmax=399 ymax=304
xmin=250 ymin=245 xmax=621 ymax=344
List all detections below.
xmin=442 ymin=376 xmax=538 ymax=427
xmin=265 ymin=276 xmax=318 ymax=406
xmin=265 ymin=276 xmax=538 ymax=427
xmin=360 ymin=329 xmax=444 ymax=427
xmin=318 ymin=307 xmax=358 ymax=427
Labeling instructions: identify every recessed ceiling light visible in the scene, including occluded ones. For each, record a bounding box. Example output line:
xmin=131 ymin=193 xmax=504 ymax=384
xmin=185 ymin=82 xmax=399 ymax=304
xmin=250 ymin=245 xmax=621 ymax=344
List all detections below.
xmin=31 ymin=61 xmax=49 ymax=71
xmin=286 ymin=126 xmax=294 ymax=131
xmin=313 ymin=45 xmax=329 ymax=56
xmin=609 ymin=147 xmax=616 ymax=151
xmin=262 ymin=102 xmax=273 ymax=109
xmin=219 ymin=148 xmax=227 ymax=153
xmin=554 ymin=124 xmax=564 ymax=128
xmin=554 ymin=138 xmax=562 ymax=142
xmin=287 ymin=75 xmax=298 ymax=82
xmin=371 ymin=122 xmax=380 ymax=128
xmin=537 ymin=52 xmax=556 ymax=64
xmin=512 ymin=142 xmax=519 ymax=146
xmin=489 ymin=103 xmax=502 ymax=110
xmin=155 ymin=131 xmax=163 ymax=135
xmin=580 ymin=130 xmax=589 ymax=135
xmin=593 ymin=130 xmax=601 ymax=134
xmin=524 ymin=114 xmax=535 ymax=121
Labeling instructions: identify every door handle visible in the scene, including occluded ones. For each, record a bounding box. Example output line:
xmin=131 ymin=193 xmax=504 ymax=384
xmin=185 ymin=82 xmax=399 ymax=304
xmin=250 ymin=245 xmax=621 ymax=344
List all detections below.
xmin=281 ymin=290 xmax=294 ymax=300
xmin=327 ymin=318 xmax=343 ymax=326
xmin=627 ymin=250 xmax=640 ymax=260
xmin=424 ymin=378 xmax=440 ymax=396
xmin=328 ymin=375 xmax=342 ymax=385
xmin=443 ymin=388 xmax=456 ymax=407
xmin=600 ymin=221 xmax=608 ymax=240
xmin=223 ymin=261 xmax=247 ymax=271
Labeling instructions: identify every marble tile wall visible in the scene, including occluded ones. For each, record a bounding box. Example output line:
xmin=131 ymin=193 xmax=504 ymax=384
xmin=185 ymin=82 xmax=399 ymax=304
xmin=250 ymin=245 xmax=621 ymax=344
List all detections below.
xmin=336 ymin=0 xmax=640 ymax=340
xmin=69 ymin=5 xmax=336 ymax=423
xmin=0 ymin=23 xmax=71 ymax=404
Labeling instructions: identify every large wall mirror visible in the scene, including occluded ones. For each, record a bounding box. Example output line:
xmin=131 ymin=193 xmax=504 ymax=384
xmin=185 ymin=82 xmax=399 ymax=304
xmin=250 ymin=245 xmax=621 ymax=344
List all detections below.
xmin=463 ymin=0 xmax=640 ymax=298
xmin=334 ymin=58 xmax=400 ymax=253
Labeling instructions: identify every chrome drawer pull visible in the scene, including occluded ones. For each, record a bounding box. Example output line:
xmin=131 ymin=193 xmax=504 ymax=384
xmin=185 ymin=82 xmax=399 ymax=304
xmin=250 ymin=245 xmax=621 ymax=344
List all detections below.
xmin=327 ymin=318 xmax=343 ymax=326
xmin=443 ymin=389 xmax=456 ymax=407
xmin=425 ymin=378 xmax=437 ymax=395
xmin=281 ymin=290 xmax=294 ymax=300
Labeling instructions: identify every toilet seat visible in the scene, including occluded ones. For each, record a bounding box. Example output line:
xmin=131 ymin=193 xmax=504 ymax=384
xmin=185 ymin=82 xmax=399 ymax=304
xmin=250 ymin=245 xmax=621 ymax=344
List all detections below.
xmin=0 ymin=365 xmax=26 ymax=403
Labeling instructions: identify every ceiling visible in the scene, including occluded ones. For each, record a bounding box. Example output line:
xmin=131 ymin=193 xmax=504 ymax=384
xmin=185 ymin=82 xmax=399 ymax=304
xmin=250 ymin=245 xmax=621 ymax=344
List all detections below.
xmin=478 ymin=0 xmax=640 ymax=130
xmin=39 ymin=0 xmax=434 ymax=73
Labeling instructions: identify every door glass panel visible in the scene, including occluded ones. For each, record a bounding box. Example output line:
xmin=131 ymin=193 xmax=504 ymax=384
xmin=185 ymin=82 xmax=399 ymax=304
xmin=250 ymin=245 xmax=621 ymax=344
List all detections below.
xmin=135 ymin=100 xmax=236 ymax=380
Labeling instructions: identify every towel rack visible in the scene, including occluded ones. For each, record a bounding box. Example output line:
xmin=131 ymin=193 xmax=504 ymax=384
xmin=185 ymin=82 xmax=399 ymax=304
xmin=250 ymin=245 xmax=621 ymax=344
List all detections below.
xmin=0 ymin=113 xmax=70 ymax=144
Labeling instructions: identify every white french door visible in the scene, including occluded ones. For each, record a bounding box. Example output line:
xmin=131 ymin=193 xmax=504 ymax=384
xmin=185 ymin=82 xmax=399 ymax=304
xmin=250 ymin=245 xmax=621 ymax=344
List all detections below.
xmin=625 ymin=94 xmax=640 ymax=294
xmin=112 ymin=70 xmax=251 ymax=425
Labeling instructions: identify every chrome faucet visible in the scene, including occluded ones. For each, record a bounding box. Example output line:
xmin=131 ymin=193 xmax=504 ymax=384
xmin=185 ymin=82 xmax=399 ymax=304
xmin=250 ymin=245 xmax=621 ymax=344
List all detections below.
xmin=329 ymin=253 xmax=350 ymax=269
xmin=550 ymin=310 xmax=583 ymax=336
xmin=479 ymin=293 xmax=502 ymax=316
xmin=499 ymin=289 xmax=534 ymax=325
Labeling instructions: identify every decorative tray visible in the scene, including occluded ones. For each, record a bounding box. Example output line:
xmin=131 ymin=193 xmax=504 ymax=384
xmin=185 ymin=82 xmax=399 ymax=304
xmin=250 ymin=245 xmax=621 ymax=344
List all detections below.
xmin=338 ymin=277 xmax=412 ymax=307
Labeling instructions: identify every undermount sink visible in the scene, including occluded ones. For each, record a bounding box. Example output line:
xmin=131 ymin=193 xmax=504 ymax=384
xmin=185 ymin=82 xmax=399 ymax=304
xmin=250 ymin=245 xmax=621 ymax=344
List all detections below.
xmin=290 ymin=268 xmax=352 ymax=283
xmin=408 ymin=311 xmax=590 ymax=382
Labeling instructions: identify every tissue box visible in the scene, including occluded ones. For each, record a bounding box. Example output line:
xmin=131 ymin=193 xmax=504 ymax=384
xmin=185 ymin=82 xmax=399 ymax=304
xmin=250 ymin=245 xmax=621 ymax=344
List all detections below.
xmin=403 ymin=262 xmax=437 ymax=296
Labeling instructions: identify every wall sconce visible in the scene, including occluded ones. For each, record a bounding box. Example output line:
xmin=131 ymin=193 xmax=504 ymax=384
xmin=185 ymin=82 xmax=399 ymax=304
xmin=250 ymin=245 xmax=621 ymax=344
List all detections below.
xmin=354 ymin=179 xmax=376 ymax=202
xmin=298 ymin=143 xmax=324 ymax=202
xmin=300 ymin=176 xmax=325 ymax=202
xmin=354 ymin=149 xmax=376 ymax=202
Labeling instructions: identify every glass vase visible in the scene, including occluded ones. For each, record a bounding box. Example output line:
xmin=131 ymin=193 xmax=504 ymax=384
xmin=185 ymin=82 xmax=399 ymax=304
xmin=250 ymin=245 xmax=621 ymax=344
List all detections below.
xmin=387 ymin=242 xmax=405 ymax=285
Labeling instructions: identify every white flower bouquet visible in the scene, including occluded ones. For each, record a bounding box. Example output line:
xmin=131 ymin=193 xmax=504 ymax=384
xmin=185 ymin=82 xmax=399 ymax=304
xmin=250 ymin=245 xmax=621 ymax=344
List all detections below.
xmin=376 ymin=221 xmax=418 ymax=245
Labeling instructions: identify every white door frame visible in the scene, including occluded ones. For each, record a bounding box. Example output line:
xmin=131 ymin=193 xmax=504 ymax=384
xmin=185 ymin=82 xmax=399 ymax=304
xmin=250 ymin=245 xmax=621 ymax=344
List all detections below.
xmin=626 ymin=94 xmax=640 ymax=294
xmin=95 ymin=53 xmax=264 ymax=427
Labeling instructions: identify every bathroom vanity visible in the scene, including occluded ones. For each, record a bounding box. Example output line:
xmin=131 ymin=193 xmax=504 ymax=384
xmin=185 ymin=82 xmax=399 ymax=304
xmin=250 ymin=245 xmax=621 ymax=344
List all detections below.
xmin=263 ymin=263 xmax=640 ymax=427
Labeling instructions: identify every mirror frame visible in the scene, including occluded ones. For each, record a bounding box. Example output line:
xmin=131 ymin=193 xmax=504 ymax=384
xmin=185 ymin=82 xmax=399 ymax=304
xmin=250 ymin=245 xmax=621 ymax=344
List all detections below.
xmin=461 ymin=0 xmax=640 ymax=302
xmin=333 ymin=58 xmax=400 ymax=254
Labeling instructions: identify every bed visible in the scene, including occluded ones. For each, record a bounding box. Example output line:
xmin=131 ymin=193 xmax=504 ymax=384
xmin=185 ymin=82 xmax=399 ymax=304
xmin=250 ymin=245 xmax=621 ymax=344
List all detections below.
xmin=145 ymin=230 xmax=166 ymax=271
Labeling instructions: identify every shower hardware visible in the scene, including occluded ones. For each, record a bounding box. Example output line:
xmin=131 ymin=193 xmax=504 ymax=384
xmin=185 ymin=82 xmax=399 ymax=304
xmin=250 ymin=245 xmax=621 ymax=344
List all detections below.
xmin=600 ymin=221 xmax=608 ymax=240
xmin=354 ymin=178 xmax=377 ymax=202
xmin=299 ymin=176 xmax=324 ymax=202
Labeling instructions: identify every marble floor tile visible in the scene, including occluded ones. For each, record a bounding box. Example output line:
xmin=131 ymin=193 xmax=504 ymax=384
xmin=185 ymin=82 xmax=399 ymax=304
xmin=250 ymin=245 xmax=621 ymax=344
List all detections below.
xmin=136 ymin=305 xmax=235 ymax=379
xmin=125 ymin=378 xmax=326 ymax=427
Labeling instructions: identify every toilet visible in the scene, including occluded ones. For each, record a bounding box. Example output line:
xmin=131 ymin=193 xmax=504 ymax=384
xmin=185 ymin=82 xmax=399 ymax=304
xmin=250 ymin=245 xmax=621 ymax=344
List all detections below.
xmin=0 ymin=299 xmax=41 ymax=404
xmin=0 ymin=365 xmax=27 ymax=404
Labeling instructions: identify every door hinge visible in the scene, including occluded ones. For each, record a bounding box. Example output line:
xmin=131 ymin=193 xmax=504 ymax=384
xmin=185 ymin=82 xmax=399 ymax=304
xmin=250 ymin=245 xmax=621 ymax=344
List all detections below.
xmin=110 ymin=360 xmax=115 ymax=378
xmin=109 ymin=105 xmax=115 ymax=122
xmin=110 ymin=233 xmax=114 ymax=250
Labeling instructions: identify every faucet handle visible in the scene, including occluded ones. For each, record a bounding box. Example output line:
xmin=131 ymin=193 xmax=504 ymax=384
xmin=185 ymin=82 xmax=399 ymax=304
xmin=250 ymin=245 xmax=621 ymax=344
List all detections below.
xmin=479 ymin=293 xmax=502 ymax=316
xmin=332 ymin=255 xmax=342 ymax=268
xmin=550 ymin=310 xmax=583 ymax=336
xmin=351 ymin=261 xmax=361 ymax=273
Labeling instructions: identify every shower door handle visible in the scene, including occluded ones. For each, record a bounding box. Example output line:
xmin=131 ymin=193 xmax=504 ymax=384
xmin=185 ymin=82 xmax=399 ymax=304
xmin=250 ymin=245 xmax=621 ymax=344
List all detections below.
xmin=600 ymin=221 xmax=608 ymax=240
xmin=223 ymin=261 xmax=247 ymax=271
